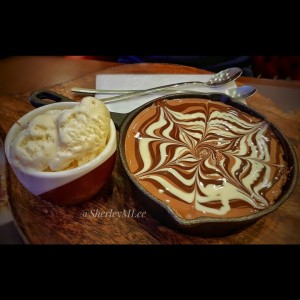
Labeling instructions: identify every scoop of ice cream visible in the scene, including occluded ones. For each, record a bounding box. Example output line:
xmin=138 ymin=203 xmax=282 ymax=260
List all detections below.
xmin=11 ymin=114 xmax=59 ymax=171
xmin=10 ymin=97 xmax=110 ymax=171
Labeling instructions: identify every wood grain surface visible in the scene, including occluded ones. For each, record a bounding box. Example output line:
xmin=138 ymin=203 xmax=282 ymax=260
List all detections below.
xmin=1 ymin=62 xmax=300 ymax=244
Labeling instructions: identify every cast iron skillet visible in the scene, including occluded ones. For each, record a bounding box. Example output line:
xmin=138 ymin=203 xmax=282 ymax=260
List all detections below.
xmin=29 ymin=90 xmax=298 ymax=236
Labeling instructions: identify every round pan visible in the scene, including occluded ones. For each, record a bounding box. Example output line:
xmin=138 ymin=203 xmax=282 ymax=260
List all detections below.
xmin=29 ymin=90 xmax=298 ymax=236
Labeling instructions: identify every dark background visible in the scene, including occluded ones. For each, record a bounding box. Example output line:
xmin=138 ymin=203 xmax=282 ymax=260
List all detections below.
xmin=64 ymin=55 xmax=300 ymax=81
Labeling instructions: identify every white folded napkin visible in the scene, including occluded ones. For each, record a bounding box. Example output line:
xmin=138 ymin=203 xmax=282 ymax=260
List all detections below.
xmin=95 ymin=74 xmax=236 ymax=113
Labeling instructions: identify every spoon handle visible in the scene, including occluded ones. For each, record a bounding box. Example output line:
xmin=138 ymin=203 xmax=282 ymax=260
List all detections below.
xmin=71 ymin=87 xmax=198 ymax=95
xmin=72 ymin=87 xmax=204 ymax=95
xmin=82 ymin=81 xmax=208 ymax=104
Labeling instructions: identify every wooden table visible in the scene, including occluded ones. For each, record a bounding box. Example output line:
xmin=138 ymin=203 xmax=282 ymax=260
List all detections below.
xmin=1 ymin=56 xmax=300 ymax=244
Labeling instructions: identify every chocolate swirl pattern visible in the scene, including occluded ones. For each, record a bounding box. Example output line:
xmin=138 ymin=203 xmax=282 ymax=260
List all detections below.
xmin=125 ymin=98 xmax=289 ymax=218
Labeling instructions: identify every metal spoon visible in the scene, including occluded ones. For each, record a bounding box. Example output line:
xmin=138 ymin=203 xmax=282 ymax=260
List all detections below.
xmin=29 ymin=86 xmax=256 ymax=109
xmin=71 ymin=67 xmax=243 ymax=97
xmin=100 ymin=86 xmax=255 ymax=104
xmin=72 ymin=85 xmax=255 ymax=103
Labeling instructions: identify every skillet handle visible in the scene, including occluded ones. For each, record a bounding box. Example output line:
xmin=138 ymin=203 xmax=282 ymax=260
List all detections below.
xmin=29 ymin=89 xmax=75 ymax=108
xmin=29 ymin=90 xmax=128 ymax=130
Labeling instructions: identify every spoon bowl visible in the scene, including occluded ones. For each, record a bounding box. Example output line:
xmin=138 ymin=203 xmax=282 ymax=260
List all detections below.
xmin=225 ymin=86 xmax=256 ymax=101
xmin=206 ymin=67 xmax=242 ymax=87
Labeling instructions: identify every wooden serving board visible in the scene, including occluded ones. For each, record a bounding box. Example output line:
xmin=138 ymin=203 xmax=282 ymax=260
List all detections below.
xmin=4 ymin=63 xmax=300 ymax=244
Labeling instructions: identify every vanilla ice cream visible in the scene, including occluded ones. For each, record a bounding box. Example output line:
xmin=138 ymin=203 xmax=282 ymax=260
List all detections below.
xmin=10 ymin=97 xmax=110 ymax=171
